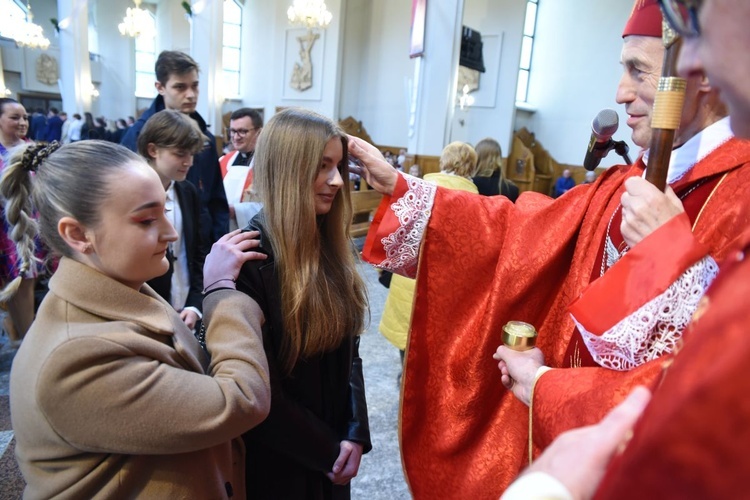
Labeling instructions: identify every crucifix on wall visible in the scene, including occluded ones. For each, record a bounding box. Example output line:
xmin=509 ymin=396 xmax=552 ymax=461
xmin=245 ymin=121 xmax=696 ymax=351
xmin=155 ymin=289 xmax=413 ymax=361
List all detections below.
xmin=289 ymin=30 xmax=319 ymax=92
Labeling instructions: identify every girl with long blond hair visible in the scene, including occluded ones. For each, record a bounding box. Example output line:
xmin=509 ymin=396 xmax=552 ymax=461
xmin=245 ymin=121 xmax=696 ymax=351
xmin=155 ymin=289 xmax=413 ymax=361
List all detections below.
xmin=235 ymin=108 xmax=370 ymax=499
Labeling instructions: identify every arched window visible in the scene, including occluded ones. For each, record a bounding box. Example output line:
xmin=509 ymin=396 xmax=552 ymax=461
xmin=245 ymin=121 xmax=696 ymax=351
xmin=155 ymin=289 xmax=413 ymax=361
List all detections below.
xmin=516 ymin=0 xmax=538 ymax=103
xmin=134 ymin=11 xmax=157 ymax=98
xmin=223 ymin=0 xmax=242 ymax=98
xmin=0 ymin=0 xmax=27 ymax=40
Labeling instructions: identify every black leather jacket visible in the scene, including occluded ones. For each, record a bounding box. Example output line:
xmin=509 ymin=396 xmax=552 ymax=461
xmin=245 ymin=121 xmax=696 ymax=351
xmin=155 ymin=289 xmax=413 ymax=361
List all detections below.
xmin=237 ymin=214 xmax=371 ymax=500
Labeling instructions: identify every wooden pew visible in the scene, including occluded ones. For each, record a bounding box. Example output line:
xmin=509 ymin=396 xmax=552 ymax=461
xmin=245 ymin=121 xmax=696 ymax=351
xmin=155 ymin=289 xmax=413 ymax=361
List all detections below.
xmin=349 ymin=189 xmax=383 ymax=238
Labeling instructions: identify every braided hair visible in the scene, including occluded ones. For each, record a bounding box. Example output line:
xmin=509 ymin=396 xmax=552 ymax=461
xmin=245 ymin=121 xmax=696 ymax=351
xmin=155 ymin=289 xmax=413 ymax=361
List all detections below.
xmin=0 ymin=140 xmax=142 ymax=301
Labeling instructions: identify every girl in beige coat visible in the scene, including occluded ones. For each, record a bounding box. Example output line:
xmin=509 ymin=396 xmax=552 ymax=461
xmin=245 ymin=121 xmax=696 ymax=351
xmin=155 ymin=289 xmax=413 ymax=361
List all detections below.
xmin=1 ymin=140 xmax=271 ymax=499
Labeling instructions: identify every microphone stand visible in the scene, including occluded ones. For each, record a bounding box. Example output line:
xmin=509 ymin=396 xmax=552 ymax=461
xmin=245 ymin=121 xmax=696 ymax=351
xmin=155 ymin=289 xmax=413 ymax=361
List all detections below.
xmin=613 ymin=140 xmax=632 ymax=165
xmin=586 ymin=139 xmax=632 ymax=170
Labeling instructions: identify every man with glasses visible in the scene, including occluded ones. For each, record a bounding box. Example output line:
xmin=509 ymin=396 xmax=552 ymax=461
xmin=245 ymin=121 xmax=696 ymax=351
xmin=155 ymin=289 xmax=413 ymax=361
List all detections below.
xmin=220 ymin=108 xmax=264 ymax=230
xmin=502 ymin=1 xmax=750 ymax=497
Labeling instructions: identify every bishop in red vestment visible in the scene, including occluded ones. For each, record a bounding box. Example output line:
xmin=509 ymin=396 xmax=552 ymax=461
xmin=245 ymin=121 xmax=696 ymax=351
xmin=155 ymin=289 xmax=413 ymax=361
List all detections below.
xmin=354 ymin=2 xmax=750 ymax=496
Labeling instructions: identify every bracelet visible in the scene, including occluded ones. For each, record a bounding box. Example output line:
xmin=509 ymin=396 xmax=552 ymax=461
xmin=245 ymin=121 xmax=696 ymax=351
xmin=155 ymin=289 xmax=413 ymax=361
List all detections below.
xmin=202 ymin=278 xmax=236 ymax=295
xmin=202 ymin=286 xmax=235 ymax=298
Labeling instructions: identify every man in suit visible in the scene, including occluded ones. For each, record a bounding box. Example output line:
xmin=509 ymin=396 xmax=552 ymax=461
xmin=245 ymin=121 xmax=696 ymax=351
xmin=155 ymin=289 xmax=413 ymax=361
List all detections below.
xmin=28 ymin=108 xmax=47 ymax=141
xmin=44 ymin=108 xmax=64 ymax=143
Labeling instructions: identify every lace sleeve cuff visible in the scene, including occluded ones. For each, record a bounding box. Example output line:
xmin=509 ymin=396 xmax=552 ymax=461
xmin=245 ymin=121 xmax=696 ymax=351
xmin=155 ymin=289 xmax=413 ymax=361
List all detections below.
xmin=577 ymin=256 xmax=719 ymax=370
xmin=363 ymin=172 xmax=437 ymax=278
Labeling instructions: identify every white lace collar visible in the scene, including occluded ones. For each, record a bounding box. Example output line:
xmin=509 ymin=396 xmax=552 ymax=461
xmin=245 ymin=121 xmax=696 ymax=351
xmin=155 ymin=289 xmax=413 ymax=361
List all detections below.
xmin=642 ymin=116 xmax=734 ymax=184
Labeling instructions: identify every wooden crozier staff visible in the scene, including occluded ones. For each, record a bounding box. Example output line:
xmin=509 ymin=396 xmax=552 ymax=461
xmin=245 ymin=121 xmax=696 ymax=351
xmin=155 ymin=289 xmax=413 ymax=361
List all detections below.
xmin=644 ymin=18 xmax=686 ymax=190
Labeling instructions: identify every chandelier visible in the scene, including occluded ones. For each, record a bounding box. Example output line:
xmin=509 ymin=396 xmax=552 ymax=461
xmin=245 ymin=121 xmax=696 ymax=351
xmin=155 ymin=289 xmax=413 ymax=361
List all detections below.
xmin=87 ymin=83 xmax=100 ymax=100
xmin=14 ymin=2 xmax=51 ymax=51
xmin=119 ymin=0 xmax=155 ymax=39
xmin=287 ymin=0 xmax=333 ymax=31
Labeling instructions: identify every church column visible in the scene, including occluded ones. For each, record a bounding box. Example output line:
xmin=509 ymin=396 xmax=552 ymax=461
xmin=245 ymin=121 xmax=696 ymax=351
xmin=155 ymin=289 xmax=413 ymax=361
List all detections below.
xmin=190 ymin=0 xmax=224 ymax=135
xmin=155 ymin=0 xmax=190 ymax=54
xmin=57 ymin=0 xmax=92 ymax=114
xmin=0 ymin=50 xmax=11 ymax=96
xmin=407 ymin=0 xmax=464 ymax=156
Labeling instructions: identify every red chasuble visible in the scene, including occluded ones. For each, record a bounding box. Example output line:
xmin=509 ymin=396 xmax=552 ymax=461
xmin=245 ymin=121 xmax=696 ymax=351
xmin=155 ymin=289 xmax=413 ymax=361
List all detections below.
xmin=593 ymin=229 xmax=750 ymax=499
xmin=363 ymin=139 xmax=750 ymax=498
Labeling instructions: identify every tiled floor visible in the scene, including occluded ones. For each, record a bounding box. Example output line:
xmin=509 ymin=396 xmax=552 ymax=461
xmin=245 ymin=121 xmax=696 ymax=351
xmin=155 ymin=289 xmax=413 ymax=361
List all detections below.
xmin=0 ymin=258 xmax=410 ymax=499
xmin=0 ymin=327 xmax=23 ymax=499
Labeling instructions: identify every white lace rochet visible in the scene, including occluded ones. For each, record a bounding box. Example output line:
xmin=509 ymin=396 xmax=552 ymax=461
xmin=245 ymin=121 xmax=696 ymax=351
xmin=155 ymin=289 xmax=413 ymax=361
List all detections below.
xmin=575 ymin=256 xmax=719 ymax=371
xmin=377 ymin=174 xmax=437 ymax=278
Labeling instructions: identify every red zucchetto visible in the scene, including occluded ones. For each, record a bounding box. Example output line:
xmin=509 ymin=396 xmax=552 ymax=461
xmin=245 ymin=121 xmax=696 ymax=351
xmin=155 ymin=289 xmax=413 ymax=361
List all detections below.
xmin=622 ymin=0 xmax=663 ymax=38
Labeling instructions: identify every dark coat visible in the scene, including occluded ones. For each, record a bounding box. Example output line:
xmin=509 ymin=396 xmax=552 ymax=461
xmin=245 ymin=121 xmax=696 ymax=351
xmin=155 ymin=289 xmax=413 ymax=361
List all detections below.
xmin=473 ymin=170 xmax=520 ymax=202
xmin=121 ymin=95 xmax=229 ymax=243
xmin=44 ymin=115 xmax=64 ymax=143
xmin=553 ymin=176 xmax=576 ymax=198
xmin=236 ymin=214 xmax=371 ymax=500
xmin=29 ymin=113 xmax=47 ymax=141
xmin=147 ymin=181 xmax=207 ymax=312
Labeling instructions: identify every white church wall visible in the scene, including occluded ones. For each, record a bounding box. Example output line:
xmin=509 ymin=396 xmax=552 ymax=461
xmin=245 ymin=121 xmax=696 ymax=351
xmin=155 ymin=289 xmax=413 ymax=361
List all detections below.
xmin=92 ymin=0 xmax=136 ymax=122
xmin=452 ymin=0 xmax=526 ymax=155
xmin=523 ymin=0 xmax=636 ymax=167
xmin=339 ymin=0 xmax=412 ymax=148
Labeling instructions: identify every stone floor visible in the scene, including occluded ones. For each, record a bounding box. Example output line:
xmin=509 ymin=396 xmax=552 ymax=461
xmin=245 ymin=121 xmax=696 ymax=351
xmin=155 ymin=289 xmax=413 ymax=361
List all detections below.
xmin=351 ymin=261 xmax=411 ymax=499
xmin=0 ymin=256 xmax=411 ymax=499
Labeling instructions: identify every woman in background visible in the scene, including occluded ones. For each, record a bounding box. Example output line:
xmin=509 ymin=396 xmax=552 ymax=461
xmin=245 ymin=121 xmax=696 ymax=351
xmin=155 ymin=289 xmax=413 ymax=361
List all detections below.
xmin=0 ymin=97 xmax=41 ymax=348
xmin=3 ymin=140 xmax=270 ymax=498
xmin=472 ymin=137 xmax=519 ymax=202
xmin=236 ymin=108 xmax=370 ymax=499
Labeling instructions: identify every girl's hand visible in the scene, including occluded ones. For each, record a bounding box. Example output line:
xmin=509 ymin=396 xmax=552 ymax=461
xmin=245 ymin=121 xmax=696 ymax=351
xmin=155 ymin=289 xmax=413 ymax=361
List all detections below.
xmin=203 ymin=229 xmax=266 ymax=293
xmin=326 ymin=440 xmax=364 ymax=485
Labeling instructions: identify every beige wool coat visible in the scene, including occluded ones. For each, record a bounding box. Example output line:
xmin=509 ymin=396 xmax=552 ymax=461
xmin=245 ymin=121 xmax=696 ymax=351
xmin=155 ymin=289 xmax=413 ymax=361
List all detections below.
xmin=10 ymin=257 xmax=271 ymax=499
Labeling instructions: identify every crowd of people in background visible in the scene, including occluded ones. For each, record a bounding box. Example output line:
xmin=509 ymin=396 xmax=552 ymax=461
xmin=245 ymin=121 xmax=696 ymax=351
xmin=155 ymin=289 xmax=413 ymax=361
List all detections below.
xmin=26 ymin=106 xmax=136 ymax=145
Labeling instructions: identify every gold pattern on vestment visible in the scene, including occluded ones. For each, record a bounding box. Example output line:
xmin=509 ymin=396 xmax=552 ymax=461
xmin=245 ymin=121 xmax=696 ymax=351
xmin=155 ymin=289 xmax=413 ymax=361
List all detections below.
xmin=569 ymin=341 xmax=582 ymax=369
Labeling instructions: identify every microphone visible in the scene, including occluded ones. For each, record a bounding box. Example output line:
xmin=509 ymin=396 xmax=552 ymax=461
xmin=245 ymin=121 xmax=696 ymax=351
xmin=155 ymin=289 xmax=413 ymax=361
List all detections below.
xmin=583 ymin=109 xmax=619 ymax=171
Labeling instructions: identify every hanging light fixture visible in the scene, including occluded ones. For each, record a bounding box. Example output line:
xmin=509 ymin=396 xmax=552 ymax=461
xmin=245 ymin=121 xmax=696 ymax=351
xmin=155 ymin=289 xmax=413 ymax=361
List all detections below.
xmin=119 ymin=0 xmax=155 ymax=39
xmin=287 ymin=0 xmax=333 ymax=31
xmin=87 ymin=82 xmax=100 ymax=100
xmin=1 ymin=87 xmax=12 ymax=97
xmin=14 ymin=2 xmax=51 ymax=51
